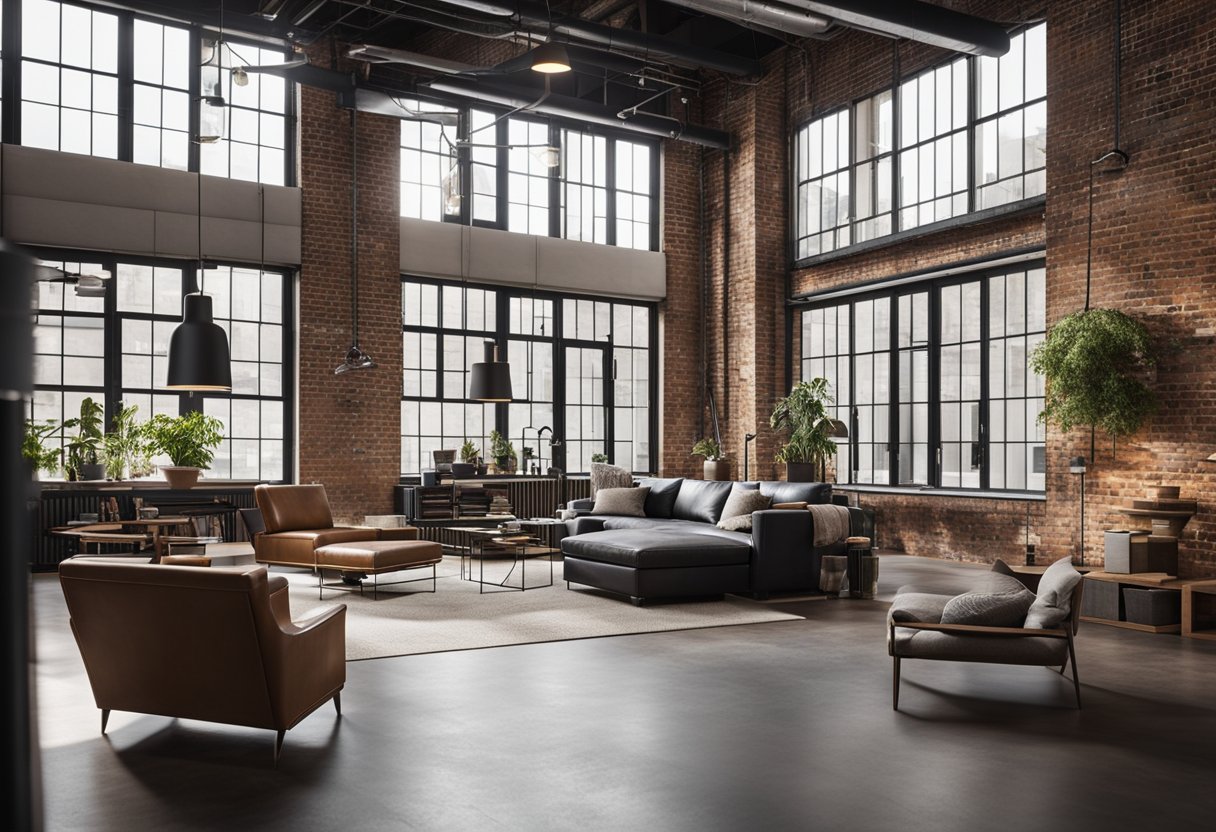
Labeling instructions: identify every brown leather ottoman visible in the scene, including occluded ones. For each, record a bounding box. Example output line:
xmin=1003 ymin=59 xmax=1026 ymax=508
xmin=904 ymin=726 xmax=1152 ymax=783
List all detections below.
xmin=314 ymin=540 xmax=442 ymax=600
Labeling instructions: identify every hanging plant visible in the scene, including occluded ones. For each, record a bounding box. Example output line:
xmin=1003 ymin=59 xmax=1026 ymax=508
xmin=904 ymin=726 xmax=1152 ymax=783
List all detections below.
xmin=1029 ymin=308 xmax=1156 ymax=439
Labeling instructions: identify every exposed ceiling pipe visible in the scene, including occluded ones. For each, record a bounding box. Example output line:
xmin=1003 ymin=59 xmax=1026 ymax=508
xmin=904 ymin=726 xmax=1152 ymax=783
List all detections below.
xmin=780 ymin=0 xmax=1010 ymax=56
xmin=422 ymin=0 xmax=763 ymax=76
xmin=425 ymin=76 xmax=732 ymax=149
xmin=349 ymin=42 xmax=656 ymax=81
xmin=662 ymin=0 xmax=833 ymax=40
xmin=348 ymin=44 xmax=481 ymax=74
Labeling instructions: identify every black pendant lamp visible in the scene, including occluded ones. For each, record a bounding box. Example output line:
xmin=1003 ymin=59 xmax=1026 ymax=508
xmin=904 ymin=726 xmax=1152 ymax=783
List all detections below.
xmin=469 ymin=340 xmax=513 ymax=402
xmin=166 ymin=293 xmax=232 ymax=390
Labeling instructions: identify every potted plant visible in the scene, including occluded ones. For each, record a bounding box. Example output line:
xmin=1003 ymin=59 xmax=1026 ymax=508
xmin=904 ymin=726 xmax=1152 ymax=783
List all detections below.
xmin=691 ymin=438 xmax=730 ymax=481
xmin=489 ymin=429 xmax=517 ymax=474
xmin=63 ymin=397 xmax=106 ymax=481
xmin=22 ymin=418 xmax=61 ymax=479
xmin=590 ymin=452 xmax=609 ymax=464
xmin=102 ymin=402 xmax=147 ymax=481
xmin=453 ymin=439 xmax=479 ymax=477
xmin=145 ymin=411 xmax=225 ymax=489
xmin=1029 ymin=308 xmax=1156 ymax=445
xmin=770 ymin=377 xmax=840 ymax=482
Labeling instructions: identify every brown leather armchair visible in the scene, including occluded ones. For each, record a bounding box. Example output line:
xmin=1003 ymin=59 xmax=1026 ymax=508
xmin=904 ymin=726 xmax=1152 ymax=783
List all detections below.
xmin=59 ymin=559 xmax=346 ymax=762
xmin=252 ymin=483 xmax=418 ymax=568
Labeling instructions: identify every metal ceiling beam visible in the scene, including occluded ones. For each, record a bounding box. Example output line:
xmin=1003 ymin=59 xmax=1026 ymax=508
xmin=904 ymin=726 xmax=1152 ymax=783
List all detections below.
xmin=425 ymin=76 xmax=732 ymax=149
xmin=662 ymin=0 xmax=833 ymax=40
xmin=421 ymin=0 xmax=763 ymax=76
xmin=783 ymin=0 xmax=1010 ymax=56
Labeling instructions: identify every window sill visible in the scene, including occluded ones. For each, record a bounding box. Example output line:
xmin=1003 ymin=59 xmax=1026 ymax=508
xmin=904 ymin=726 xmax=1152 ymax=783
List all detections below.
xmin=794 ymin=196 xmax=1045 ymax=270
xmin=833 ymin=484 xmax=1045 ymax=502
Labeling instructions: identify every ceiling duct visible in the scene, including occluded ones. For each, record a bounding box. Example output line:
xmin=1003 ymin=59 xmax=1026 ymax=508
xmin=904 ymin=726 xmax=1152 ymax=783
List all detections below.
xmin=348 ymin=44 xmax=481 ymax=74
xmin=779 ymin=0 xmax=1010 ymax=56
xmin=423 ymin=77 xmax=731 ymax=149
xmin=424 ymin=0 xmax=763 ymax=76
xmin=663 ymin=0 xmax=833 ymax=40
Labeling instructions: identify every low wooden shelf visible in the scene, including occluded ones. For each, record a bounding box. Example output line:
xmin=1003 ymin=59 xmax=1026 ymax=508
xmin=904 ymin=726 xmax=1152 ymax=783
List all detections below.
xmin=1182 ymin=580 xmax=1216 ymax=641
xmin=1079 ymin=572 xmax=1205 ymax=634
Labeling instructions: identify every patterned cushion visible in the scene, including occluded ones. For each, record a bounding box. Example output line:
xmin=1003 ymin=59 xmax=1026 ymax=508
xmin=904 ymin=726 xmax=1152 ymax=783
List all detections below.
xmin=1024 ymin=556 xmax=1083 ymax=629
xmin=590 ymin=462 xmax=633 ymax=497
xmin=940 ymin=573 xmax=1036 ymax=627
xmin=591 ymin=486 xmax=650 ymax=517
xmin=889 ymin=592 xmax=952 ymax=623
xmin=715 ymin=487 xmax=772 ymax=532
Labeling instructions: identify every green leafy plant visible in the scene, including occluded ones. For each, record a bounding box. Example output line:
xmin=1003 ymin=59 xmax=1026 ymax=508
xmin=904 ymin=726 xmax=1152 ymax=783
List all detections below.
xmin=489 ymin=429 xmax=516 ymax=461
xmin=145 ymin=411 xmax=225 ymax=469
xmin=770 ymin=377 xmax=839 ymax=465
xmin=103 ymin=403 xmax=148 ymax=480
xmin=590 ymin=452 xmax=609 ymax=464
xmin=690 ymin=438 xmax=723 ymax=461
xmin=459 ymin=439 xmax=479 ymax=462
xmin=1029 ymin=308 xmax=1156 ymax=438
xmin=22 ymin=419 xmax=61 ymax=477
xmin=62 ymin=397 xmax=105 ymax=479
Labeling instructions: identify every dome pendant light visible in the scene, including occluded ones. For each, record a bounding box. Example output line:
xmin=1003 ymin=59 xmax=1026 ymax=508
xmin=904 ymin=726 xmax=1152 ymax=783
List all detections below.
xmin=469 ymin=340 xmax=513 ymax=402
xmin=166 ymin=293 xmax=232 ymax=390
xmin=335 ymin=107 xmax=376 ymax=375
xmin=530 ymin=41 xmax=571 ymax=74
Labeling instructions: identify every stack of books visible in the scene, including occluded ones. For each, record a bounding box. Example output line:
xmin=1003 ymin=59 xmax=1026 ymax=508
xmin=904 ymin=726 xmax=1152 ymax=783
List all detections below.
xmin=487 ymin=488 xmax=513 ymax=516
xmin=456 ymin=485 xmax=491 ymax=517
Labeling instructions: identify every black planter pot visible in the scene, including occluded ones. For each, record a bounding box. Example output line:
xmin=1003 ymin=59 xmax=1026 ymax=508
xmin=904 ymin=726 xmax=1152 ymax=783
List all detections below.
xmin=79 ymin=462 xmax=107 ymax=481
xmin=784 ymin=462 xmax=819 ymax=483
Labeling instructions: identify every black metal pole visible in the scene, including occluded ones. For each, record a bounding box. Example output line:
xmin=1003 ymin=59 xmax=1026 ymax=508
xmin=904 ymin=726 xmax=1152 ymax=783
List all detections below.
xmin=1 ymin=239 xmax=40 ymax=831
xmin=1079 ymin=471 xmax=1086 ymax=566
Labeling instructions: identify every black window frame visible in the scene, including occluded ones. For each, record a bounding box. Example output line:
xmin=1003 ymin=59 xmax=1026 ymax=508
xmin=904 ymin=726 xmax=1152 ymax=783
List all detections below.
xmin=798 ymin=256 xmax=1046 ymax=495
xmin=0 ymin=0 xmax=296 ymax=186
xmin=400 ymin=274 xmax=659 ymax=478
xmin=27 ymin=245 xmax=296 ymax=483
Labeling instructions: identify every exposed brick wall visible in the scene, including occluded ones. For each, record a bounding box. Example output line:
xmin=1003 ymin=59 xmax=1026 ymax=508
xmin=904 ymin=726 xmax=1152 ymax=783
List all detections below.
xmin=297 ymin=41 xmax=402 ymax=524
xmin=782 ymin=0 xmax=1216 ymax=576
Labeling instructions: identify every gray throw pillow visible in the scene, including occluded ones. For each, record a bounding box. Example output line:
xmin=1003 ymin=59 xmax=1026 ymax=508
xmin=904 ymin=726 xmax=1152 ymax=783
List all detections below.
xmin=591 ymin=486 xmax=650 ymax=517
xmin=991 ymin=558 xmax=1016 ymax=577
xmin=940 ymin=573 xmax=1036 ymax=627
xmin=716 ymin=487 xmax=772 ymax=531
xmin=888 ymin=592 xmax=951 ymax=623
xmin=1024 ymin=556 xmax=1083 ymax=629
xmin=590 ymin=462 xmax=633 ymax=497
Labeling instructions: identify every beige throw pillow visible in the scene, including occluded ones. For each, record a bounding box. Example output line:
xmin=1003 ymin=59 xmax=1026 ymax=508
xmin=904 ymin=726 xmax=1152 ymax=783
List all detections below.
xmin=715 ymin=487 xmax=772 ymax=532
xmin=591 ymin=486 xmax=650 ymax=517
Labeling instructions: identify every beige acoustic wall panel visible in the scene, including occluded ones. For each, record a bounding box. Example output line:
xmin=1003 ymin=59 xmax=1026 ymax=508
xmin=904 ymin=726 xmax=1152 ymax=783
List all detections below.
xmin=0 ymin=145 xmax=301 ymax=266
xmin=400 ymin=216 xmax=666 ymax=301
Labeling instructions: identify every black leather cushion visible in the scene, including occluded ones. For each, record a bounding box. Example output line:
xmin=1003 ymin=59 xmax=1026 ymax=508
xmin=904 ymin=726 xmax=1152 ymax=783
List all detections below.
xmin=757 ymin=481 xmax=833 ymax=505
xmin=671 ymin=479 xmax=735 ymax=524
xmin=561 ymin=529 xmax=751 ymax=568
xmin=637 ymin=477 xmax=683 ymax=518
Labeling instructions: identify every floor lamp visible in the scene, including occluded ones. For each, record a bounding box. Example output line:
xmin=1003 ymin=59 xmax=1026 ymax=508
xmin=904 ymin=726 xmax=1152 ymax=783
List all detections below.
xmin=743 ymin=433 xmax=757 ymax=481
xmin=1070 ymin=456 xmax=1087 ymax=565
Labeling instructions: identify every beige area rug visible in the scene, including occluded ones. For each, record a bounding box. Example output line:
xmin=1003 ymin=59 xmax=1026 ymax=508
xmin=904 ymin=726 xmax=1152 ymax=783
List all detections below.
xmin=281 ymin=556 xmax=804 ymax=661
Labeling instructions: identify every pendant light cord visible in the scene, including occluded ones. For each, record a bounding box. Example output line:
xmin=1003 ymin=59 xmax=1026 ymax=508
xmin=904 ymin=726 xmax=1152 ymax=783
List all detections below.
xmin=350 ymin=107 xmax=359 ymax=347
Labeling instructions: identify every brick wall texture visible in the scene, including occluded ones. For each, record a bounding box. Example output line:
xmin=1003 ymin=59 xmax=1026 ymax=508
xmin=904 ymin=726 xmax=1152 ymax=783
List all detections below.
xmin=294 ymin=1 xmax=1216 ymax=576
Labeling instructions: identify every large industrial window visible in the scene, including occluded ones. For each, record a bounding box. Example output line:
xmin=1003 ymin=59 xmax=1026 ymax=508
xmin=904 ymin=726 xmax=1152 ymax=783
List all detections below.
xmin=397 ymin=102 xmax=659 ymax=252
xmin=28 ymin=250 xmax=293 ymax=482
xmin=401 ymin=277 xmax=656 ymax=476
xmin=9 ymin=0 xmax=294 ymax=185
xmin=799 ymin=259 xmax=1045 ymax=493
xmin=792 ymin=22 xmax=1046 ymax=260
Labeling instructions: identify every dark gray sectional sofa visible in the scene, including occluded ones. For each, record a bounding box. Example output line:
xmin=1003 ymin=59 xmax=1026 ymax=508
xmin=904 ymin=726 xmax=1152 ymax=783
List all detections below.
xmin=560 ymin=478 xmax=863 ymax=605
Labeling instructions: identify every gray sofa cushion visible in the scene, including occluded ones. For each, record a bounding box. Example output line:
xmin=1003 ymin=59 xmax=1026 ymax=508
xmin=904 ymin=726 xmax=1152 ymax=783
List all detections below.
xmin=892 ymin=629 xmax=1069 ymax=666
xmin=672 ymin=479 xmax=734 ymax=524
xmin=717 ymin=487 xmax=772 ymax=532
xmin=940 ymin=573 xmax=1036 ymax=627
xmin=637 ymin=477 xmax=683 ymax=518
xmin=591 ymin=486 xmax=650 ymax=517
xmin=562 ymin=529 xmax=751 ymax=569
xmin=756 ymin=481 xmax=833 ymax=505
xmin=1024 ymin=557 xmax=1083 ymax=629
xmin=888 ymin=592 xmax=952 ymax=623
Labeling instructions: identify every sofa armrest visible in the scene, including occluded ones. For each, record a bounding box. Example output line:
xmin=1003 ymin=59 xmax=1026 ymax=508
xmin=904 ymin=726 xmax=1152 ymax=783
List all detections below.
xmin=566 ymin=498 xmax=594 ymax=513
xmin=750 ymin=509 xmax=820 ymax=598
xmin=567 ymin=516 xmax=607 ymax=536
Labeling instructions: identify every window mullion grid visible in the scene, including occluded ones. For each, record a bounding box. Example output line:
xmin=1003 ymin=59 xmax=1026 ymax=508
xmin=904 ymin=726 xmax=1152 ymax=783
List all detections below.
xmin=116 ymin=10 xmax=133 ymax=163
xmin=978 ymin=277 xmax=990 ymax=490
xmin=605 ymin=137 xmax=617 ymax=248
xmin=966 ymin=53 xmax=977 ymax=215
xmin=927 ymin=286 xmax=942 ymax=488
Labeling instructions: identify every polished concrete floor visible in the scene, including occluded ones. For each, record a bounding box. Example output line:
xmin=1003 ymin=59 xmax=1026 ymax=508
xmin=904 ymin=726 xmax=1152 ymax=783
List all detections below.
xmin=32 ymin=555 xmax=1216 ymax=832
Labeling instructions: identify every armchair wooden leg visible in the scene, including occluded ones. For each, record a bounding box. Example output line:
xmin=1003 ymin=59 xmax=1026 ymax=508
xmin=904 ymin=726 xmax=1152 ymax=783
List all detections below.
xmin=333 ymin=692 xmax=342 ymax=716
xmin=892 ymin=656 xmax=901 ymax=711
xmin=1067 ymin=634 xmax=1082 ymax=710
xmin=101 ymin=709 xmax=110 ymax=734
xmin=274 ymin=730 xmax=286 ymax=764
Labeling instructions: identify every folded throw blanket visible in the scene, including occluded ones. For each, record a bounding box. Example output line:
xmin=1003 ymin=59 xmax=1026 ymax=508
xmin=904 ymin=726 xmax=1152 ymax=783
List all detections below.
xmin=807 ymin=504 xmax=851 ymax=547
